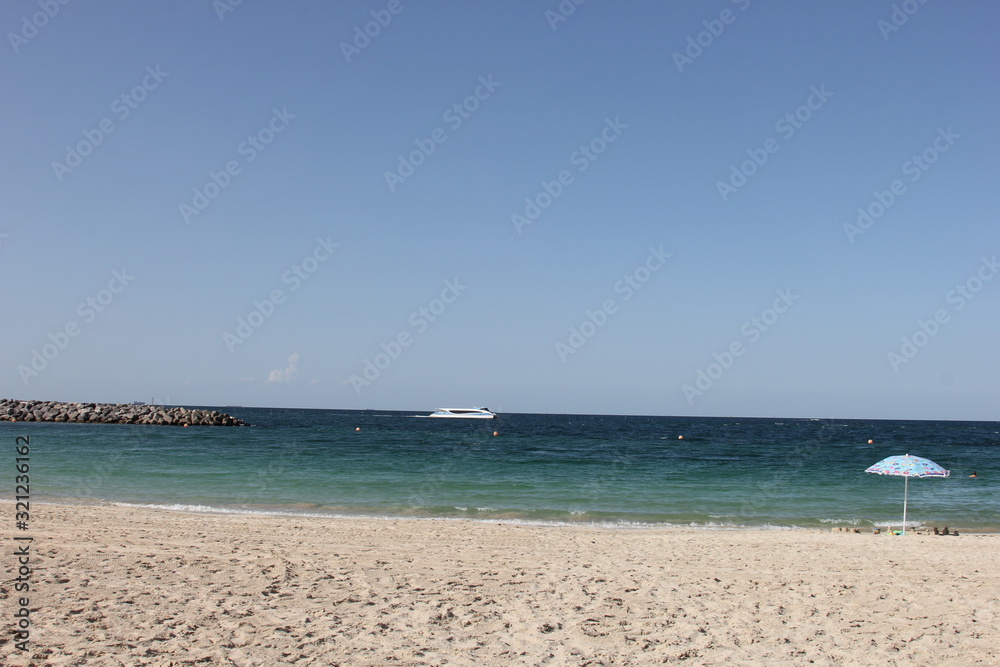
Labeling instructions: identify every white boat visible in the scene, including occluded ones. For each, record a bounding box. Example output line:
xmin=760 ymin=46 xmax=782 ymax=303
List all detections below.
xmin=427 ymin=407 xmax=497 ymax=419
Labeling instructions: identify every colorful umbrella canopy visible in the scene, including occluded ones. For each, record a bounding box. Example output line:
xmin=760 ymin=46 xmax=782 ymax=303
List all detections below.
xmin=865 ymin=454 xmax=950 ymax=534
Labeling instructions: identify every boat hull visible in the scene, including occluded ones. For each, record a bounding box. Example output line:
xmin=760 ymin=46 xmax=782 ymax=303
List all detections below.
xmin=427 ymin=408 xmax=496 ymax=419
xmin=428 ymin=414 xmax=495 ymax=419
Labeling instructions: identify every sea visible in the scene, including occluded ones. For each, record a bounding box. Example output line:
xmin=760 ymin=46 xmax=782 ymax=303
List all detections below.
xmin=4 ymin=409 xmax=998 ymax=532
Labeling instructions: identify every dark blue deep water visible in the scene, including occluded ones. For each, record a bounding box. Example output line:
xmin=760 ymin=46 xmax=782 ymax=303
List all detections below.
xmin=4 ymin=409 xmax=998 ymax=531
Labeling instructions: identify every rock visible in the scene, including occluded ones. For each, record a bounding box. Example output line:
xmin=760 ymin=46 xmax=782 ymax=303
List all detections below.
xmin=0 ymin=398 xmax=246 ymax=426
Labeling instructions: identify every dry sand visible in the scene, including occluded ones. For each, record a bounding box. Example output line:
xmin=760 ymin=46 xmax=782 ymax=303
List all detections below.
xmin=3 ymin=503 xmax=998 ymax=666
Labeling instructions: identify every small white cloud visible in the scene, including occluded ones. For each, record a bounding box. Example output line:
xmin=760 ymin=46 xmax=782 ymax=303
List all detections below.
xmin=268 ymin=353 xmax=300 ymax=383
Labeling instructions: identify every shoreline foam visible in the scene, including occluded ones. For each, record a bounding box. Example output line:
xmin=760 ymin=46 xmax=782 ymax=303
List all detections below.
xmin=26 ymin=496 xmax=1000 ymax=534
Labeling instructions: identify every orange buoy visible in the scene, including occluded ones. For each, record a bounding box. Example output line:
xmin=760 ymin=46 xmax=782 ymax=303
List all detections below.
xmin=355 ymin=427 xmax=361 ymax=432
xmin=492 ymin=431 xmax=499 ymax=436
xmin=868 ymin=439 xmax=873 ymax=444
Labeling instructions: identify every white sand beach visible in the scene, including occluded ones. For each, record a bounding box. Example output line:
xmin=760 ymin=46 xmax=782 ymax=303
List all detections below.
xmin=3 ymin=503 xmax=998 ymax=666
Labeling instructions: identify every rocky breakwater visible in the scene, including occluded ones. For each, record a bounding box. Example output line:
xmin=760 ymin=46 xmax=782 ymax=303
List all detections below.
xmin=0 ymin=399 xmax=246 ymax=426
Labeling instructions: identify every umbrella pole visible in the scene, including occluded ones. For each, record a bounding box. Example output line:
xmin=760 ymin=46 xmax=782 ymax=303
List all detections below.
xmin=902 ymin=475 xmax=909 ymax=535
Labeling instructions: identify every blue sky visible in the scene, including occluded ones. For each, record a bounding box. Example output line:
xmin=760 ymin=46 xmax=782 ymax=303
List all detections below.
xmin=2 ymin=1 xmax=998 ymax=420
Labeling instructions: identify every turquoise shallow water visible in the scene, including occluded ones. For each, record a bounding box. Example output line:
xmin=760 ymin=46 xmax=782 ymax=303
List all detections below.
xmin=3 ymin=409 xmax=998 ymax=531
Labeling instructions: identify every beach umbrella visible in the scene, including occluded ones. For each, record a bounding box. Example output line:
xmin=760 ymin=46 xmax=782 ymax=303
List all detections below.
xmin=865 ymin=454 xmax=949 ymax=534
